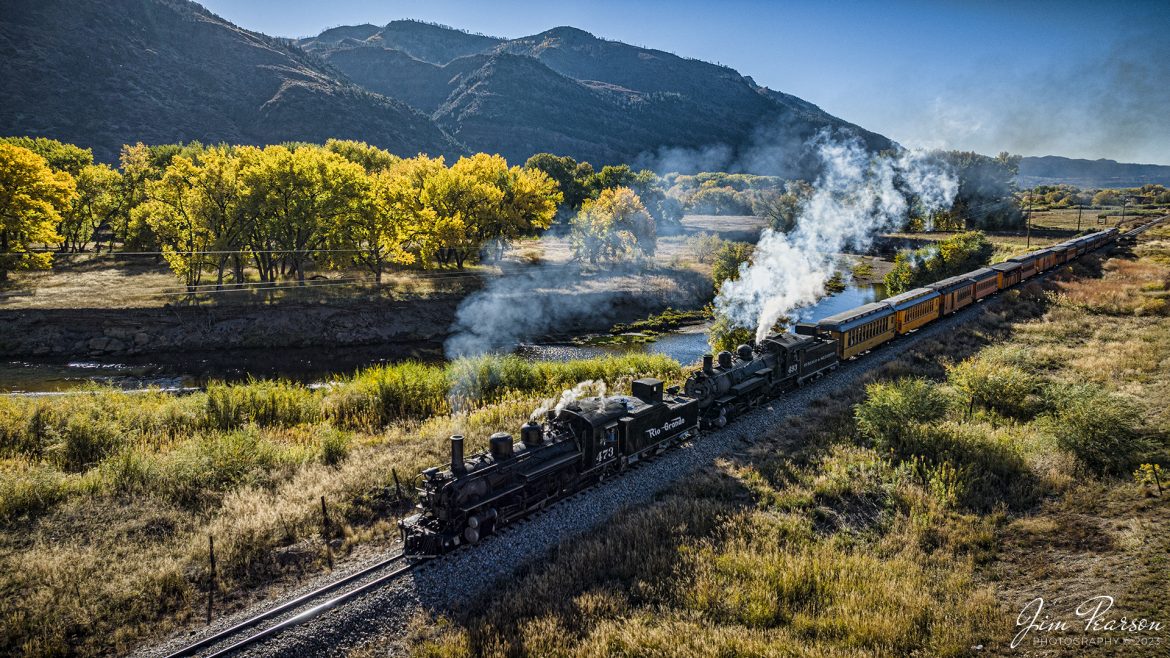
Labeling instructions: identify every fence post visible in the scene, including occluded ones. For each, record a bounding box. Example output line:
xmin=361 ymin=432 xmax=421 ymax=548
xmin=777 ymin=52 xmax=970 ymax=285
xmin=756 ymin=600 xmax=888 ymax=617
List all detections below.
xmin=321 ymin=496 xmax=333 ymax=569
xmin=206 ymin=534 xmax=216 ymax=625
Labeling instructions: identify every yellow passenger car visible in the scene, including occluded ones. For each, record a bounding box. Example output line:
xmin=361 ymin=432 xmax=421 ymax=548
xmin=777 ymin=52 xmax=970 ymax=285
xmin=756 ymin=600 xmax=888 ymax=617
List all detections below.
xmin=1009 ymin=253 xmax=1040 ymax=279
xmin=928 ymin=275 xmax=975 ymax=316
xmin=885 ymin=287 xmax=941 ymax=334
xmin=813 ymin=302 xmax=896 ymax=360
xmin=990 ymin=261 xmax=1022 ymax=289
xmin=968 ymin=267 xmax=1000 ymax=300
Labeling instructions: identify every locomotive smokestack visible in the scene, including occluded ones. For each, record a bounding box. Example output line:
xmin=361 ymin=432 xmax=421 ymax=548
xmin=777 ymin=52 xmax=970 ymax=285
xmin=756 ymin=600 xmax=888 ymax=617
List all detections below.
xmin=702 ymin=354 xmax=714 ymax=374
xmin=450 ymin=435 xmax=466 ymax=474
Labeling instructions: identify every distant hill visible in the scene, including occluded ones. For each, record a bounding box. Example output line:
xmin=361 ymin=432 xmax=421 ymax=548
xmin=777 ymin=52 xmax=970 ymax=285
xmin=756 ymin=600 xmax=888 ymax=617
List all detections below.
xmin=299 ymin=21 xmax=894 ymax=173
xmin=1018 ymin=156 xmax=1170 ymax=188
xmin=1 ymin=3 xmax=894 ymax=173
xmin=0 ymin=0 xmax=461 ymax=162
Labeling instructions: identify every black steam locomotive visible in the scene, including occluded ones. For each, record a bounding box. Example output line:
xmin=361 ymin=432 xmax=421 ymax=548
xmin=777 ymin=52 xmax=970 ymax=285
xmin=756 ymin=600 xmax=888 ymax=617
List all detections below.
xmin=399 ymin=378 xmax=699 ymax=554
xmin=400 ymin=331 xmax=838 ymax=555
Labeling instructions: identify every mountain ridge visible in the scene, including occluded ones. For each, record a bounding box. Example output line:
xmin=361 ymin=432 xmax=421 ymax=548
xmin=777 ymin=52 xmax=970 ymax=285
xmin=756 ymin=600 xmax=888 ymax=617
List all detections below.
xmin=300 ymin=19 xmax=893 ymax=172
xmin=1018 ymin=155 xmax=1170 ymax=188
xmin=0 ymin=0 xmax=462 ymax=162
xmin=2 ymin=2 xmax=891 ymax=174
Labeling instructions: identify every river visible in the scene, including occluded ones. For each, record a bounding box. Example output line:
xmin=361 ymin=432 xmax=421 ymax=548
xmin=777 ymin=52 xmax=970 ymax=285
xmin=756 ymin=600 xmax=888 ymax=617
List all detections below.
xmin=0 ymin=283 xmax=883 ymax=394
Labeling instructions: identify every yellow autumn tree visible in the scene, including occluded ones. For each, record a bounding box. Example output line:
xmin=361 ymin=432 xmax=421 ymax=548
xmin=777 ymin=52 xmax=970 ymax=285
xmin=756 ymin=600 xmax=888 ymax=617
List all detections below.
xmin=58 ymin=163 xmax=121 ymax=253
xmin=569 ymin=186 xmax=656 ymax=264
xmin=0 ymin=144 xmax=75 ymax=281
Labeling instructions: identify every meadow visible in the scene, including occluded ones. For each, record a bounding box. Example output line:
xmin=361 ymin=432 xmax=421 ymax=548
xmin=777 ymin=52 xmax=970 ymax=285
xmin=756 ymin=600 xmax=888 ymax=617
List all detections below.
xmin=0 ymin=353 xmax=682 ymax=656
xmin=396 ymin=227 xmax=1170 ymax=657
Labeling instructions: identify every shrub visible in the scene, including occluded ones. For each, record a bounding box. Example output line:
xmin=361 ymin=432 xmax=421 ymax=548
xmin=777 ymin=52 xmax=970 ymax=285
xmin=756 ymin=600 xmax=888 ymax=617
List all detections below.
xmin=854 ymin=378 xmax=951 ymax=450
xmin=895 ymin=423 xmax=1035 ymax=511
xmin=0 ymin=459 xmax=71 ymax=521
xmin=319 ymin=428 xmax=351 ymax=466
xmin=327 ymin=361 xmax=451 ymax=430
xmin=159 ymin=428 xmax=282 ymax=506
xmin=707 ymin=313 xmax=754 ymax=354
xmin=686 ymin=231 xmax=725 ymax=263
xmin=946 ymin=354 xmax=1043 ymax=419
xmin=1043 ymin=383 xmax=1147 ymax=475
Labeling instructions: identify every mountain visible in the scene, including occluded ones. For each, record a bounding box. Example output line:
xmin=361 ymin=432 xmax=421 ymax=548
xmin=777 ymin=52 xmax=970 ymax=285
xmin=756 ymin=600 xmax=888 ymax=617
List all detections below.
xmin=1 ymin=3 xmax=894 ymax=174
xmin=1018 ymin=156 xmax=1170 ymax=189
xmin=0 ymin=0 xmax=461 ymax=162
xmin=300 ymin=21 xmax=894 ymax=174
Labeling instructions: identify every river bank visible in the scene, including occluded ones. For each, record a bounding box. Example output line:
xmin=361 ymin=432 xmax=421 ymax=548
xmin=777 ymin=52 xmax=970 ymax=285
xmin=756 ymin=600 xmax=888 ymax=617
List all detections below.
xmin=0 ymin=267 xmax=714 ymax=391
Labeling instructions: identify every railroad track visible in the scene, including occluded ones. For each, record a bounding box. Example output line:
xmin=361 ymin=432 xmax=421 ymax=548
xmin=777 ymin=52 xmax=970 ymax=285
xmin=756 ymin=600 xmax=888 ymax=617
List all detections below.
xmin=165 ymin=553 xmax=420 ymax=658
xmin=160 ymin=217 xmax=1166 ymax=657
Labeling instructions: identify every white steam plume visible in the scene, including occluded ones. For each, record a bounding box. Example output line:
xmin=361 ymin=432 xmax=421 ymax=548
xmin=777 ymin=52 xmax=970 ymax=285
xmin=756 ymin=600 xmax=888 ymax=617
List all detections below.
xmin=716 ymin=134 xmax=957 ymax=342
xmin=530 ymin=379 xmax=609 ymax=421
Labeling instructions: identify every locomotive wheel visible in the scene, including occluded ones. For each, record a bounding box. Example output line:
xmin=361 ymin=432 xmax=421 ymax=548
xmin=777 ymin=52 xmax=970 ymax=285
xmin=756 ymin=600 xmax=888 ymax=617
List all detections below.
xmin=715 ymin=411 xmax=728 ymax=428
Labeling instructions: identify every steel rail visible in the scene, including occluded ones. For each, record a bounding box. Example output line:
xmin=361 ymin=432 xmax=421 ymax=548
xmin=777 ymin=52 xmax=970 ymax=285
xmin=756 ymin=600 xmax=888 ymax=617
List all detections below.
xmin=165 ymin=553 xmax=416 ymax=658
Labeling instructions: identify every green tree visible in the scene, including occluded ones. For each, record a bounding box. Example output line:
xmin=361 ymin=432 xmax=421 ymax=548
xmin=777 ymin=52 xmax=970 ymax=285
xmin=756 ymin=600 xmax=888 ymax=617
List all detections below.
xmin=1091 ymin=190 xmax=1120 ymax=207
xmin=0 ymin=144 xmax=76 ymax=281
xmin=883 ymin=231 xmax=994 ymax=295
xmin=134 ymin=156 xmax=214 ymax=290
xmin=525 ymin=153 xmax=592 ymax=209
xmin=194 ymin=146 xmax=252 ymax=288
xmin=569 ymin=187 xmax=655 ymax=264
xmin=707 ymin=313 xmax=754 ymax=354
xmin=327 ymin=165 xmax=417 ymax=282
xmin=379 ymin=154 xmax=446 ymax=268
xmin=930 ymin=151 xmax=1023 ymax=229
xmin=711 ymin=241 xmax=755 ymax=294
xmin=422 ymin=154 xmax=559 ymax=268
xmin=752 ymin=182 xmax=810 ymax=233
xmin=594 ymin=164 xmax=638 ymax=191
xmin=112 ymin=143 xmax=161 ymax=252
xmin=242 ymin=145 xmax=369 ymax=283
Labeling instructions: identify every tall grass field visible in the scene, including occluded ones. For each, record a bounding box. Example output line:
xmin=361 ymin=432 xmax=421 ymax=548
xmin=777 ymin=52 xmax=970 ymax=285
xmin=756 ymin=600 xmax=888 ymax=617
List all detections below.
xmin=0 ymin=353 xmax=681 ymax=656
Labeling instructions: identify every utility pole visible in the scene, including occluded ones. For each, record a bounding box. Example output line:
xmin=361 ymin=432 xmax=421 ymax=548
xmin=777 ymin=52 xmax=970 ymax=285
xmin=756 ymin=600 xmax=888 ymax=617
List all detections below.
xmin=1025 ymin=191 xmax=1032 ymax=248
xmin=1077 ymin=202 xmax=1083 ymax=232
xmin=1118 ymin=198 xmax=1127 ymax=228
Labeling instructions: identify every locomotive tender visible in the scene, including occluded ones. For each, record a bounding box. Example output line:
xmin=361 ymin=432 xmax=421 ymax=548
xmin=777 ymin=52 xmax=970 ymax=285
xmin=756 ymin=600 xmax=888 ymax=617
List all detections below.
xmin=401 ymin=228 xmax=1120 ymax=555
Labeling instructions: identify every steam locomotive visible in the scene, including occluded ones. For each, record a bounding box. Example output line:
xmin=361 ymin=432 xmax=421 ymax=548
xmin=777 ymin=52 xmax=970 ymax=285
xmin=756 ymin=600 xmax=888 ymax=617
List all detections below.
xmin=399 ymin=331 xmax=839 ymax=554
xmin=399 ymin=378 xmax=700 ymax=554
xmin=400 ymin=228 xmax=1121 ymax=555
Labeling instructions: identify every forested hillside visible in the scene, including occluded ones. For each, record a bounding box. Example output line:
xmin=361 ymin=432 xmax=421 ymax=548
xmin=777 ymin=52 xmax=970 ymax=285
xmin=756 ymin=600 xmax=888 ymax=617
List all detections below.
xmin=0 ymin=0 xmax=461 ymax=162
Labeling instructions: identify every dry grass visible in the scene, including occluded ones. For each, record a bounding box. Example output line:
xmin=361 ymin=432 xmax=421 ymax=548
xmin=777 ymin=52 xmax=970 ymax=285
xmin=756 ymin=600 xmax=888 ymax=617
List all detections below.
xmin=0 ymin=353 xmax=682 ymax=656
xmin=388 ymin=228 xmax=1170 ymax=658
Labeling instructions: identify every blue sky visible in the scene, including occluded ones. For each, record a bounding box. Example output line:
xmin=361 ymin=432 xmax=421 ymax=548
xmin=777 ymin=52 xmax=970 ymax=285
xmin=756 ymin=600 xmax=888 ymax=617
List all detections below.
xmin=200 ymin=0 xmax=1170 ymax=165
